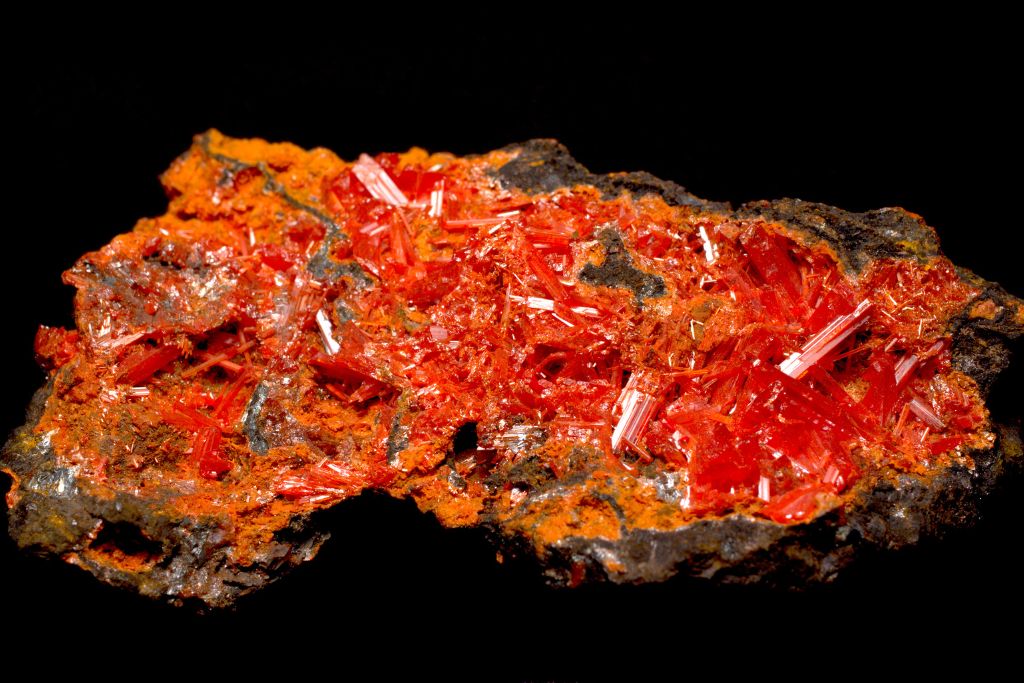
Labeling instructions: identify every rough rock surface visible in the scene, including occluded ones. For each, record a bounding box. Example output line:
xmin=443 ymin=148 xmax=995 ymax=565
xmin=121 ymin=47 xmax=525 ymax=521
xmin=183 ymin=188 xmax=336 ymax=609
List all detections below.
xmin=3 ymin=133 xmax=1022 ymax=606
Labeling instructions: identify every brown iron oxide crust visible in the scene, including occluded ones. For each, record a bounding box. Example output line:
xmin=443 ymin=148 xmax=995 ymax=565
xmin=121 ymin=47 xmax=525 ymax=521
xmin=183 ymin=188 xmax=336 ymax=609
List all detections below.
xmin=3 ymin=135 xmax=1022 ymax=606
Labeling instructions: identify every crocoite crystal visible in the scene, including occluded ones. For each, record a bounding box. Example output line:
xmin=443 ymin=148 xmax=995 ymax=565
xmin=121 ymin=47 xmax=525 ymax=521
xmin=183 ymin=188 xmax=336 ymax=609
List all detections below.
xmin=3 ymin=132 xmax=1022 ymax=605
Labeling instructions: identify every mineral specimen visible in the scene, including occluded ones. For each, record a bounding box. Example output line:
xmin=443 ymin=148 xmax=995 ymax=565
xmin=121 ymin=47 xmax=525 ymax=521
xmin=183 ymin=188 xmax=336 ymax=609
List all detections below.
xmin=3 ymin=132 xmax=1021 ymax=606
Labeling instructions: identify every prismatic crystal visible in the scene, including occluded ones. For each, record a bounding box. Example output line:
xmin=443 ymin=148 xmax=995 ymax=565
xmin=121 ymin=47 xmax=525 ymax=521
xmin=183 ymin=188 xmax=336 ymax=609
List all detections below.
xmin=3 ymin=132 xmax=1021 ymax=605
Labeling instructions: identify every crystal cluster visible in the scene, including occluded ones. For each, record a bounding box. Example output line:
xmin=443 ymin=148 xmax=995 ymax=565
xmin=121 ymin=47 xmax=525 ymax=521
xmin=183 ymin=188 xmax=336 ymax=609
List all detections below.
xmin=4 ymin=132 xmax=1016 ymax=605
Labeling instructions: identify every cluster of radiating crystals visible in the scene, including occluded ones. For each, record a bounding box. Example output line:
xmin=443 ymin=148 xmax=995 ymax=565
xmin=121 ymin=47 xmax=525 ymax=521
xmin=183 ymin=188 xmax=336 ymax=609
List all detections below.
xmin=32 ymin=132 xmax=990 ymax=547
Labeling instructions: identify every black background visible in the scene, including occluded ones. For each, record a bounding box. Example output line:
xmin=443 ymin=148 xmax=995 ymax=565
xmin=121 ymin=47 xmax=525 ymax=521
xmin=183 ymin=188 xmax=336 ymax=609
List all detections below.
xmin=4 ymin=21 xmax=1021 ymax=679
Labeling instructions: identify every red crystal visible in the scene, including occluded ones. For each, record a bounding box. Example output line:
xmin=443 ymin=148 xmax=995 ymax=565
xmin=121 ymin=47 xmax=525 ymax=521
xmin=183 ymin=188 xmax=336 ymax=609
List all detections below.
xmin=116 ymin=344 xmax=180 ymax=385
xmin=192 ymin=426 xmax=231 ymax=480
